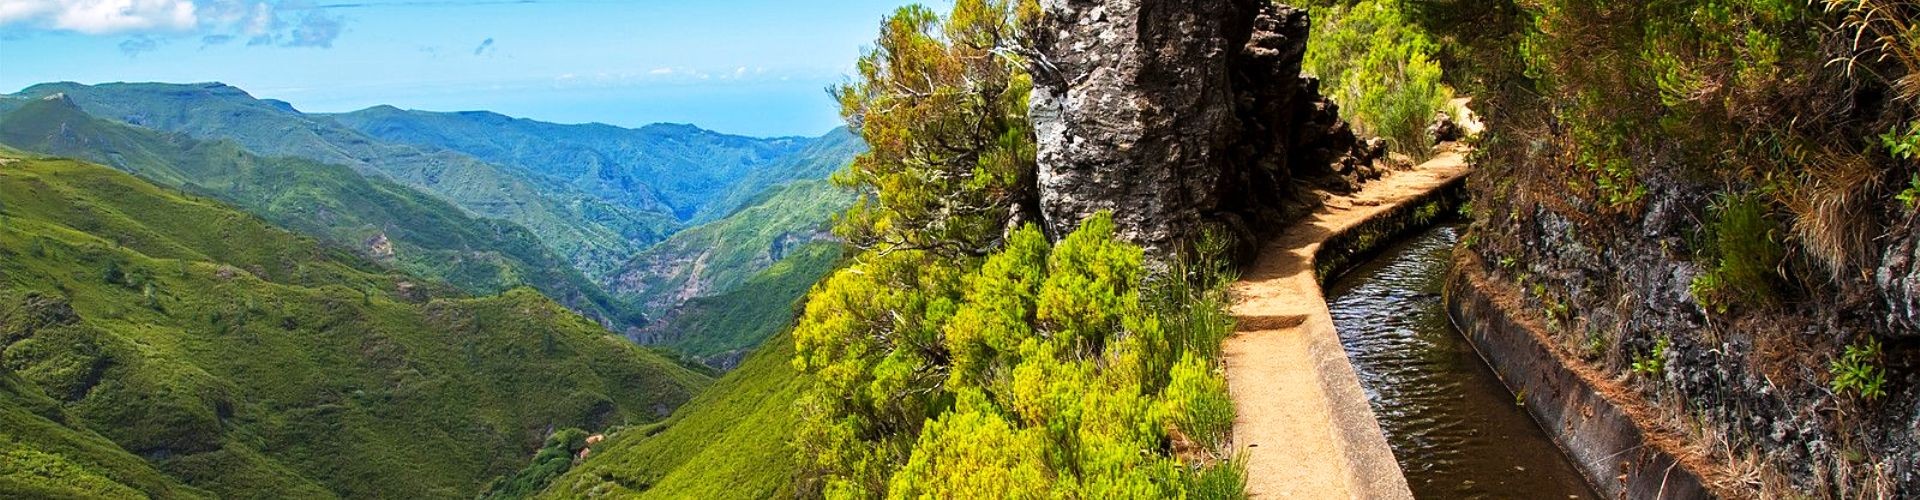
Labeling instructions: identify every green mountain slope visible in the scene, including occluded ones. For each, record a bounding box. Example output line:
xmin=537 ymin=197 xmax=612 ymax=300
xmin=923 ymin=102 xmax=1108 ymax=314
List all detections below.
xmin=538 ymin=233 xmax=851 ymax=494
xmin=612 ymin=180 xmax=854 ymax=323
xmin=0 ymin=367 xmax=211 ymax=499
xmin=645 ymin=242 xmax=844 ymax=368
xmin=327 ymin=107 xmax=858 ymax=222
xmin=8 ymin=82 xmax=675 ymax=282
xmin=0 ymin=95 xmax=642 ymax=328
xmin=541 ymin=329 xmax=808 ymax=499
xmin=0 ymin=152 xmax=710 ymax=498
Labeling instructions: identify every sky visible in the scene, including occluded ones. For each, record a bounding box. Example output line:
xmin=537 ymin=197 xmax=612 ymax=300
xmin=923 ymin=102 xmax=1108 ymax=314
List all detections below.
xmin=0 ymin=0 xmax=930 ymax=137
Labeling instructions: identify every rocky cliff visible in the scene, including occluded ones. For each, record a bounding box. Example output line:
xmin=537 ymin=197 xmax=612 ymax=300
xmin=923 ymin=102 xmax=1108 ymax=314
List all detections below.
xmin=1027 ymin=0 xmax=1382 ymax=259
xmin=1452 ymin=1 xmax=1920 ymax=492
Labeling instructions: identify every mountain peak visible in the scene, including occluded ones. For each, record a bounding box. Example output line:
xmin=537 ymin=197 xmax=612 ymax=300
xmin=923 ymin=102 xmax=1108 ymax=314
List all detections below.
xmin=639 ymin=122 xmax=711 ymax=135
xmin=17 ymin=91 xmax=83 ymax=115
xmin=358 ymin=104 xmax=406 ymax=114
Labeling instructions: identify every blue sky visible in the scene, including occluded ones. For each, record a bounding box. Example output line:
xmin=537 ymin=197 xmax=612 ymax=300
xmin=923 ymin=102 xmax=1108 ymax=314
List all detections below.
xmin=0 ymin=0 xmax=930 ymax=137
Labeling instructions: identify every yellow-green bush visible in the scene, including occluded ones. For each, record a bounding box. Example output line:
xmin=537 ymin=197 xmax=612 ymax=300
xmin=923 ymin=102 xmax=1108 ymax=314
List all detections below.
xmin=792 ymin=216 xmax=1240 ymax=499
xmin=1690 ymin=191 xmax=1787 ymax=312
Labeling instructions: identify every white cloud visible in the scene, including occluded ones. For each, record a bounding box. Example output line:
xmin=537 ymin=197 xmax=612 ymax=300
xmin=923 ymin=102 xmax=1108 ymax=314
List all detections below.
xmin=0 ymin=0 xmax=198 ymax=34
xmin=238 ymin=1 xmax=272 ymax=35
xmin=0 ymin=1 xmax=58 ymax=24
xmin=0 ymin=0 xmax=345 ymax=51
xmin=648 ymin=67 xmax=674 ymax=75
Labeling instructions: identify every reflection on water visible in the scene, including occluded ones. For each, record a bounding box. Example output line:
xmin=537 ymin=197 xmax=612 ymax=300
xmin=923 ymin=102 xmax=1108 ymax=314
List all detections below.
xmin=1327 ymin=225 xmax=1596 ymax=500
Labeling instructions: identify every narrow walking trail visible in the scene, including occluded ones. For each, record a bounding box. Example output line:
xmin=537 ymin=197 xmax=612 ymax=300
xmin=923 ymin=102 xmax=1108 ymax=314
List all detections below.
xmin=1225 ymin=145 xmax=1471 ymax=499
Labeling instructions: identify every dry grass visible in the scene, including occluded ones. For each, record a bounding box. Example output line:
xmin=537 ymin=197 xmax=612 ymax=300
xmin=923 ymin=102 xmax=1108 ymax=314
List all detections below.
xmin=1781 ymin=150 xmax=1885 ymax=282
xmin=1823 ymin=0 xmax=1920 ymax=103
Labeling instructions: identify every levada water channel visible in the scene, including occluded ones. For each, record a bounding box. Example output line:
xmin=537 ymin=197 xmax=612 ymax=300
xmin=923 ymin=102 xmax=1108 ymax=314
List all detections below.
xmin=1326 ymin=224 xmax=1597 ymax=499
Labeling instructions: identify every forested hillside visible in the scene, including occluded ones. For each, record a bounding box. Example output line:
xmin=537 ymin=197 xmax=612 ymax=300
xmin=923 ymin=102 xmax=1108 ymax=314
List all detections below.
xmin=327 ymin=107 xmax=859 ymax=222
xmin=613 ymin=180 xmax=853 ymax=331
xmin=1 ymin=82 xmax=865 ymax=342
xmin=0 ymin=151 xmax=710 ymax=497
xmin=0 ymin=94 xmax=643 ymax=328
xmin=0 ymin=368 xmax=210 ymax=498
xmin=6 ymin=82 xmax=677 ymax=283
xmin=635 ymin=242 xmax=844 ymax=369
xmin=328 ymin=106 xmax=865 ymax=326
xmin=541 ymin=329 xmax=811 ymax=499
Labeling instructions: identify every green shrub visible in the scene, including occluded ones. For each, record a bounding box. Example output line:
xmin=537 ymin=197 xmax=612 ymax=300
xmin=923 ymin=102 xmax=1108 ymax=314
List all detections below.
xmin=1584 ymin=331 xmax=1610 ymax=361
xmin=793 ymin=215 xmax=1241 ymax=497
xmin=481 ymin=428 xmax=590 ymax=499
xmin=1631 ymin=335 xmax=1670 ymax=379
xmin=1829 ymin=338 xmax=1888 ymax=401
xmin=1304 ymin=0 xmax=1455 ymax=157
xmin=1887 ymin=122 xmax=1920 ymax=161
xmin=1184 ymin=454 xmax=1248 ymax=500
xmin=1164 ymin=353 xmax=1236 ymax=453
xmin=1897 ymin=174 xmax=1920 ymax=209
xmin=1689 ymin=192 xmax=1786 ymax=311
xmin=1688 ymin=270 xmax=1728 ymax=314
xmin=792 ymin=2 xmax=1243 ymax=496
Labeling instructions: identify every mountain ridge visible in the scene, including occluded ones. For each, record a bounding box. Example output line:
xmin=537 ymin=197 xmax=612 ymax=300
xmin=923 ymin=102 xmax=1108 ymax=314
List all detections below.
xmin=325 ymin=104 xmax=853 ymax=223
xmin=6 ymin=81 xmax=677 ymax=283
xmin=0 ymin=95 xmax=645 ymax=328
xmin=4 ymin=81 xmax=865 ymax=337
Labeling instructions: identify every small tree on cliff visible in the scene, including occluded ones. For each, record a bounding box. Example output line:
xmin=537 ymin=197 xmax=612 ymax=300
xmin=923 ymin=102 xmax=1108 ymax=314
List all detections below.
xmin=830 ymin=0 xmax=1043 ymax=257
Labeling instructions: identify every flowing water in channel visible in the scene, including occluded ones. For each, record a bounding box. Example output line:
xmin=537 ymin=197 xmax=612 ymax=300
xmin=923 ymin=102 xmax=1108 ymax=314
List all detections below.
xmin=1326 ymin=225 xmax=1598 ymax=499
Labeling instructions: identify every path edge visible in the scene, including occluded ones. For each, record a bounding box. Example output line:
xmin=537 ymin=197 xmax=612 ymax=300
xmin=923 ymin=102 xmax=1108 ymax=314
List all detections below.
xmin=1306 ymin=172 xmax=1470 ymax=498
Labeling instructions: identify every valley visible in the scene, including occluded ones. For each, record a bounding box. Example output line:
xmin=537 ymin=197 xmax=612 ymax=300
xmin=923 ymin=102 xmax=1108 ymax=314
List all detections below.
xmin=0 ymin=82 xmax=862 ymax=340
xmin=0 ymin=152 xmax=708 ymax=497
xmin=0 ymin=80 xmax=861 ymax=498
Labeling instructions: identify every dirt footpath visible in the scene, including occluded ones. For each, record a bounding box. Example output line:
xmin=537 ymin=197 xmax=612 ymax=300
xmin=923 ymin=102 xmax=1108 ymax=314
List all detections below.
xmin=1226 ymin=145 xmax=1470 ymax=499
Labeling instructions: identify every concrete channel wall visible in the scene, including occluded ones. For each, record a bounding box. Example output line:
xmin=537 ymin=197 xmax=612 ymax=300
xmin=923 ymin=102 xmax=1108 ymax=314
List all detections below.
xmin=1445 ymin=258 xmax=1715 ymax=499
xmin=1307 ymin=175 xmax=1469 ymax=498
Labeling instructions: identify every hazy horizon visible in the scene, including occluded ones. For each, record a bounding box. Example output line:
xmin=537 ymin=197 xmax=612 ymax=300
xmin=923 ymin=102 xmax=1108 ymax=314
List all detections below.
xmin=0 ymin=0 xmax=932 ymax=137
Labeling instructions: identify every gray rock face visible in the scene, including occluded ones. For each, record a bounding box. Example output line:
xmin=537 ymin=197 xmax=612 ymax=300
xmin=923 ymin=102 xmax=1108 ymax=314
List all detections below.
xmin=1876 ymin=230 xmax=1920 ymax=338
xmin=1028 ymin=0 xmax=1376 ymax=258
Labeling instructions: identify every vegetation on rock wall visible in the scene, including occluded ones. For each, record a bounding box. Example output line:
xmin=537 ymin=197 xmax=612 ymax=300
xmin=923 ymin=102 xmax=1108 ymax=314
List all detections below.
xmin=1428 ymin=0 xmax=1919 ymax=494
